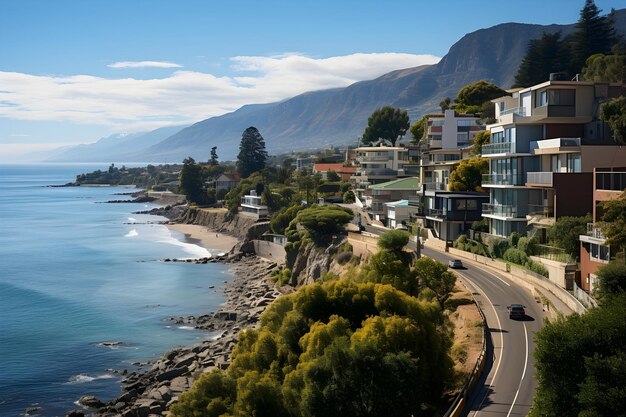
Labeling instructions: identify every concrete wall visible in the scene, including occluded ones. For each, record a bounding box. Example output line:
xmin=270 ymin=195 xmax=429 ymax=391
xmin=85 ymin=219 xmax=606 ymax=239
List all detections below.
xmin=251 ymin=240 xmax=286 ymax=264
xmin=348 ymin=232 xmax=380 ymax=259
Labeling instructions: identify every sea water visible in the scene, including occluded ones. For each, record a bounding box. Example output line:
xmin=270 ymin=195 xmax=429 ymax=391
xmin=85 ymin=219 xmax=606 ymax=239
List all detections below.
xmin=0 ymin=164 xmax=232 ymax=416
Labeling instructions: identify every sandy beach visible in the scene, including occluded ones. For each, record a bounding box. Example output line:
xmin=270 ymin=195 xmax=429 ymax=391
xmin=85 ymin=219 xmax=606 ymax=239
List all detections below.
xmin=167 ymin=223 xmax=240 ymax=253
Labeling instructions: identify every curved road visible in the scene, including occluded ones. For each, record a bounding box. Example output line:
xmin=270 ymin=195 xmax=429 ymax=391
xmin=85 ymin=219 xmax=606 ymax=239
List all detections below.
xmin=423 ymin=247 xmax=544 ymax=417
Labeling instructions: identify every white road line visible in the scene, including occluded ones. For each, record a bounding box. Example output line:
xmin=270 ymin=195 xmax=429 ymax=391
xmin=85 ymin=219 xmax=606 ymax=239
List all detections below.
xmin=459 ymin=273 xmax=505 ymax=417
xmin=481 ymin=267 xmax=511 ymax=287
xmin=505 ymin=322 xmax=529 ymax=417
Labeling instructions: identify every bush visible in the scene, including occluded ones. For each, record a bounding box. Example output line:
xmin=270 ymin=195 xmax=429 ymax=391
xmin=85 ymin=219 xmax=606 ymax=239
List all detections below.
xmin=489 ymin=238 xmax=510 ymax=258
xmin=471 ymin=218 xmax=488 ymax=232
xmin=271 ymin=267 xmax=292 ymax=286
xmin=454 ymin=235 xmax=469 ymax=251
xmin=503 ymin=247 xmax=529 ymax=265
xmin=336 ymin=251 xmax=353 ymax=265
xmin=343 ymin=190 xmax=355 ymax=204
xmin=517 ymin=236 xmax=538 ymax=256
xmin=509 ymin=232 xmax=520 ymax=248
xmin=525 ymin=260 xmax=549 ymax=277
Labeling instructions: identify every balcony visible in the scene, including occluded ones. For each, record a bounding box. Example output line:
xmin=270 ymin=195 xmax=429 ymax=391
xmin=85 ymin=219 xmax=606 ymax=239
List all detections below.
xmin=360 ymin=168 xmax=399 ymax=177
xmin=482 ymin=173 xmax=525 ymax=186
xmin=482 ymin=203 xmax=517 ymax=217
xmin=357 ymin=154 xmax=391 ymax=163
xmin=596 ymin=171 xmax=626 ymax=191
xmin=500 ymin=106 xmax=526 ymax=117
xmin=587 ymin=223 xmax=606 ymax=240
xmin=526 ymin=172 xmax=554 ymax=186
xmin=423 ymin=182 xmax=448 ymax=191
xmin=482 ymin=142 xmax=514 ymax=155
xmin=425 ymin=208 xmax=444 ymax=219
xmin=527 ymin=204 xmax=554 ymax=217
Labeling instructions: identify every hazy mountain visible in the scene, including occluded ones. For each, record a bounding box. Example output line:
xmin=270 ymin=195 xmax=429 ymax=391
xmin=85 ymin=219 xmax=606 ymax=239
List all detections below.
xmin=47 ymin=9 xmax=626 ymax=163
xmin=45 ymin=125 xmax=187 ymax=162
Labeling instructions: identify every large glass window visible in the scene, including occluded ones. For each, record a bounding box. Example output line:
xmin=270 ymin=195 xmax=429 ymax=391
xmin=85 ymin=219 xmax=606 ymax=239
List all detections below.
xmin=567 ymin=153 xmax=581 ymax=172
xmin=548 ymin=89 xmax=575 ymax=105
xmin=431 ymin=119 xmax=445 ymax=127
xmin=538 ymin=90 xmax=548 ymax=106
xmin=492 ymin=131 xmax=504 ymax=143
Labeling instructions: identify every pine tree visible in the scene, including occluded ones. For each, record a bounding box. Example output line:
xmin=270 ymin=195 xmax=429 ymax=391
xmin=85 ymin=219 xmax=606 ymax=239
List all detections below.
xmin=514 ymin=32 xmax=569 ymax=87
xmin=236 ymin=127 xmax=268 ymax=178
xmin=569 ymin=0 xmax=617 ymax=76
xmin=361 ymin=106 xmax=410 ymax=146
xmin=209 ymin=146 xmax=218 ymax=165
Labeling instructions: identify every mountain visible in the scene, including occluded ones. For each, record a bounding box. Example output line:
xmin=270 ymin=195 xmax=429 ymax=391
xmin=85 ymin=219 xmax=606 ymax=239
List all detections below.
xmin=46 ymin=125 xmax=187 ymax=162
xmin=48 ymin=9 xmax=626 ymax=163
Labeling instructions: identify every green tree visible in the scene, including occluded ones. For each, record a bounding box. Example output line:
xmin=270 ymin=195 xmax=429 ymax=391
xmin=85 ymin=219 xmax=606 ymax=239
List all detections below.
xmin=326 ymin=170 xmax=340 ymax=182
xmin=237 ymin=126 xmax=268 ymax=178
xmin=600 ymin=189 xmax=626 ymax=257
xmin=439 ymin=97 xmax=451 ymax=112
xmin=548 ymin=215 xmax=592 ymax=258
xmin=600 ymin=96 xmax=626 ymax=145
xmin=582 ymin=50 xmax=626 ymax=82
xmin=453 ymin=81 xmax=507 ymax=115
xmin=361 ymin=106 xmax=410 ymax=146
xmin=569 ymin=0 xmax=618 ymax=76
xmin=471 ymin=130 xmax=490 ymax=156
xmin=179 ymin=157 xmax=205 ymax=204
xmin=414 ymin=257 xmax=456 ymax=309
xmin=224 ymin=172 xmax=264 ymax=214
xmin=342 ymin=190 xmax=355 ymax=204
xmin=286 ymin=205 xmax=353 ymax=245
xmin=514 ymin=32 xmax=570 ymax=87
xmin=595 ymin=261 xmax=626 ymax=302
xmin=270 ymin=204 xmax=305 ymax=235
xmin=209 ymin=146 xmax=218 ymax=165
xmin=377 ymin=230 xmax=411 ymax=260
xmin=449 ymin=157 xmax=488 ymax=192
xmin=409 ymin=116 xmax=427 ymax=144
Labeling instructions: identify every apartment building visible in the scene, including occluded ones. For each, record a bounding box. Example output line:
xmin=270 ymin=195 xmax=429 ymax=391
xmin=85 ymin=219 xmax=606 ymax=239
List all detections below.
xmin=240 ymin=189 xmax=269 ymax=218
xmin=579 ymin=168 xmax=626 ymax=292
xmin=351 ymin=146 xmax=411 ymax=198
xmin=481 ymin=80 xmax=626 ymax=238
xmin=365 ymin=177 xmax=420 ymax=222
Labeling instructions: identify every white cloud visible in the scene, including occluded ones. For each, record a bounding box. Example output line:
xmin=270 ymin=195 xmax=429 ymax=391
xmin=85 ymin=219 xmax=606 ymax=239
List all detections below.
xmin=108 ymin=61 xmax=183 ymax=68
xmin=0 ymin=52 xmax=440 ymax=133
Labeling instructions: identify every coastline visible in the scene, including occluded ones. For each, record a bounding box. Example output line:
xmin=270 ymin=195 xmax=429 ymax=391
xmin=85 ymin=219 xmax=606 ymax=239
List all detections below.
xmin=81 ymin=198 xmax=286 ymax=417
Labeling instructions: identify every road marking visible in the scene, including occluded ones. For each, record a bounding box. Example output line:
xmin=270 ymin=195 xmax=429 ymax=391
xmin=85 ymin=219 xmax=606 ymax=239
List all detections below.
xmin=505 ymin=322 xmax=529 ymax=417
xmin=459 ymin=273 xmax=505 ymax=417
xmin=481 ymin=267 xmax=511 ymax=287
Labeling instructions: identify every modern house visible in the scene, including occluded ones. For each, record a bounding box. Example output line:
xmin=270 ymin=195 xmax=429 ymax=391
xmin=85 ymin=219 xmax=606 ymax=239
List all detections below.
xmin=481 ymin=79 xmax=626 ymax=238
xmin=579 ymin=168 xmax=626 ymax=292
xmin=411 ymin=191 xmax=489 ymax=243
xmin=366 ymin=177 xmax=420 ymax=222
xmin=351 ymin=146 xmax=411 ymax=198
xmin=384 ymin=200 xmax=411 ymax=229
xmin=240 ymin=189 xmax=269 ymax=219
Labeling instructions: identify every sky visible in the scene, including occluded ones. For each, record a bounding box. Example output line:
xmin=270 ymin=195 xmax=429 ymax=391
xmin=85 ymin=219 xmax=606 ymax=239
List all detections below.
xmin=0 ymin=0 xmax=622 ymax=162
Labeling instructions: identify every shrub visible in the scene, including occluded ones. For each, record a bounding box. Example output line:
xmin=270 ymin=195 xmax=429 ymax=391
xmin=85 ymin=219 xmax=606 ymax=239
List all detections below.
xmin=271 ymin=267 xmax=292 ymax=286
xmin=503 ymin=247 xmax=529 ymax=265
xmin=489 ymin=238 xmax=510 ymax=258
xmin=509 ymin=232 xmax=520 ymax=248
xmin=343 ymin=190 xmax=355 ymax=204
xmin=517 ymin=236 xmax=538 ymax=256
xmin=336 ymin=251 xmax=353 ymax=265
xmin=525 ymin=260 xmax=549 ymax=277
xmin=454 ymin=235 xmax=469 ymax=251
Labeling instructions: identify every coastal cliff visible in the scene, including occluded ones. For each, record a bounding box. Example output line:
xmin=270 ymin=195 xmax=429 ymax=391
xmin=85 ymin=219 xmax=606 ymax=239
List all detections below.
xmin=176 ymin=208 xmax=266 ymax=241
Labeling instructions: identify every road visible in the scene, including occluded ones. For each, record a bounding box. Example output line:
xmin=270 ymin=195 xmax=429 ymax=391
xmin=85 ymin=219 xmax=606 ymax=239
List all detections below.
xmin=361 ymin=224 xmax=543 ymax=416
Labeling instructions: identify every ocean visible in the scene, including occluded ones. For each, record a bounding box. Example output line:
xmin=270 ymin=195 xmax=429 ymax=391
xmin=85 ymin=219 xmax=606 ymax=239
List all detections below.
xmin=0 ymin=164 xmax=232 ymax=417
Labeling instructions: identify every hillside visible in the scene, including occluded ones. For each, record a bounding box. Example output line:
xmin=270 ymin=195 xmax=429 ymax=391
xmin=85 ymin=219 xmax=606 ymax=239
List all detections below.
xmin=50 ymin=9 xmax=626 ymax=163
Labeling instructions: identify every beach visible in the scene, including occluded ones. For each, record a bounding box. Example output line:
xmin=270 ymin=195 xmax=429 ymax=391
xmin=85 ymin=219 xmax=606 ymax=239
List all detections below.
xmin=166 ymin=223 xmax=240 ymax=253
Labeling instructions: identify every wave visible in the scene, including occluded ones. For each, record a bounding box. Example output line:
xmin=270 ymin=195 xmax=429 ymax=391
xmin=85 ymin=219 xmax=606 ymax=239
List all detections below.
xmin=177 ymin=325 xmax=196 ymax=331
xmin=158 ymin=235 xmax=212 ymax=258
xmin=67 ymin=373 xmax=114 ymax=384
xmin=125 ymin=229 xmax=138 ymax=238
xmin=127 ymin=217 xmax=137 ymax=223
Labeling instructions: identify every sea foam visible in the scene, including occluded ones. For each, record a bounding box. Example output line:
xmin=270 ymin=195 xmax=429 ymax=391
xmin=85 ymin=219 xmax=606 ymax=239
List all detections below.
xmin=67 ymin=373 xmax=114 ymax=384
xmin=125 ymin=229 xmax=138 ymax=238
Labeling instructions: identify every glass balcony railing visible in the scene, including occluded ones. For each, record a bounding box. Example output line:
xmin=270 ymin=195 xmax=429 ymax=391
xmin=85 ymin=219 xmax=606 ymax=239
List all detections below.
xmin=423 ymin=182 xmax=447 ymax=191
xmin=482 ymin=142 xmax=514 ymax=155
xmin=482 ymin=203 xmax=517 ymax=217
xmin=482 ymin=173 xmax=525 ymax=186
xmin=500 ymin=106 xmax=526 ymax=117
xmin=526 ymin=172 xmax=554 ymax=186
xmin=425 ymin=208 xmax=444 ymax=218
xmin=527 ymin=204 xmax=554 ymax=217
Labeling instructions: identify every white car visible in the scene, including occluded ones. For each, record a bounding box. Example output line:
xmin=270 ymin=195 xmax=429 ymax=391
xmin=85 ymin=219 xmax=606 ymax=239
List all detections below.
xmin=448 ymin=259 xmax=463 ymax=269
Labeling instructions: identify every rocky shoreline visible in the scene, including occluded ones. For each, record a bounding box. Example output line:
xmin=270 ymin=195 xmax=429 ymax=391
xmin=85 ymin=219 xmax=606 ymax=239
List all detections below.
xmin=66 ymin=254 xmax=288 ymax=417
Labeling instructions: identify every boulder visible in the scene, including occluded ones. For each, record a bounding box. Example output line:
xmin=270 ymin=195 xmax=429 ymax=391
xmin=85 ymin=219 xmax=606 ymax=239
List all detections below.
xmin=78 ymin=395 xmax=105 ymax=408
xmin=65 ymin=410 xmax=84 ymax=417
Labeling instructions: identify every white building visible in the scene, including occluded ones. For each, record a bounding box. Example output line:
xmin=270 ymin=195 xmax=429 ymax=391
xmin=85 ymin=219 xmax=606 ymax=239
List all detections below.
xmin=240 ymin=190 xmax=269 ymax=218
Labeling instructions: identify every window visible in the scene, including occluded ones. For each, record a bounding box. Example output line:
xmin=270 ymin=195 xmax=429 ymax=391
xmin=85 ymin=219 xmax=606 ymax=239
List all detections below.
xmin=538 ymin=90 xmax=548 ymax=106
xmin=431 ymin=119 xmax=445 ymax=127
xmin=567 ymin=153 xmax=581 ymax=172
xmin=457 ymin=120 xmax=474 ymax=127
xmin=457 ymin=133 xmax=469 ymax=144
xmin=548 ymin=89 xmax=575 ymax=105
xmin=492 ymin=131 xmax=504 ymax=143
xmin=499 ymin=102 xmax=505 ymax=112
xmin=455 ymin=199 xmax=478 ymax=210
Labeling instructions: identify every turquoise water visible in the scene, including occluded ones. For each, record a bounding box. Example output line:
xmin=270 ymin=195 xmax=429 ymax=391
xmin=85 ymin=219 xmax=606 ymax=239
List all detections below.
xmin=0 ymin=164 xmax=231 ymax=416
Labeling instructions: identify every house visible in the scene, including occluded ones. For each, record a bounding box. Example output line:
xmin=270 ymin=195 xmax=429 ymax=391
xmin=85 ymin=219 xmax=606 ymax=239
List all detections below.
xmin=410 ymin=191 xmax=489 ymax=243
xmin=240 ymin=190 xmax=269 ymax=219
xmin=366 ymin=177 xmax=420 ymax=222
xmin=215 ymin=172 xmax=240 ymax=192
xmin=296 ymin=157 xmax=314 ymax=171
xmin=481 ymin=79 xmax=626 ymax=238
xmin=313 ymin=163 xmax=357 ymax=181
xmin=579 ymin=168 xmax=626 ymax=292
xmin=384 ymin=200 xmax=411 ymax=229
xmin=351 ymin=146 xmax=411 ymax=198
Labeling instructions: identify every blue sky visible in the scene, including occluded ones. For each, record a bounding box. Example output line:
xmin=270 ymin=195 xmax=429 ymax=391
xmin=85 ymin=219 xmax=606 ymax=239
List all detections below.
xmin=0 ymin=0 xmax=622 ymax=161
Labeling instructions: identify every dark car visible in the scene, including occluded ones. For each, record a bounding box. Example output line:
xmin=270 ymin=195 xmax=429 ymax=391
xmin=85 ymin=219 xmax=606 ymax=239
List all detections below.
xmin=507 ymin=304 xmax=526 ymax=319
xmin=448 ymin=259 xmax=463 ymax=269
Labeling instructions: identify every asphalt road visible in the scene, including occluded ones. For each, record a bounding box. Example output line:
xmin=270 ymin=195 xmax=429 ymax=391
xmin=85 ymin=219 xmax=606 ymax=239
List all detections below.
xmin=360 ymin=224 xmax=543 ymax=415
xmin=423 ymin=247 xmax=543 ymax=417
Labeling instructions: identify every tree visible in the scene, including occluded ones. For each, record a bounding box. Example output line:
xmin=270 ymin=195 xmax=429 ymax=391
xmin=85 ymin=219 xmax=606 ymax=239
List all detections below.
xmin=414 ymin=257 xmax=456 ymax=309
xmin=471 ymin=130 xmax=490 ymax=156
xmin=600 ymin=189 xmax=626 ymax=254
xmin=179 ymin=157 xmax=205 ymax=204
xmin=449 ymin=157 xmax=488 ymax=192
xmin=326 ymin=170 xmax=340 ymax=182
xmin=237 ymin=127 xmax=268 ymax=177
xmin=285 ymin=205 xmax=353 ymax=245
xmin=600 ymin=96 xmax=626 ymax=145
xmin=595 ymin=262 xmax=626 ymax=302
xmin=409 ymin=116 xmax=427 ymax=144
xmin=361 ymin=106 xmax=410 ymax=146
xmin=342 ymin=190 xmax=355 ymax=204
xmin=548 ymin=215 xmax=592 ymax=258
xmin=582 ymin=49 xmax=626 ymax=82
xmin=514 ymin=32 xmax=570 ymax=87
xmin=569 ymin=0 xmax=618 ymax=75
xmin=270 ymin=205 xmax=305 ymax=235
xmin=439 ymin=97 xmax=451 ymax=112
xmin=453 ymin=81 xmax=507 ymax=115
xmin=209 ymin=146 xmax=218 ymax=165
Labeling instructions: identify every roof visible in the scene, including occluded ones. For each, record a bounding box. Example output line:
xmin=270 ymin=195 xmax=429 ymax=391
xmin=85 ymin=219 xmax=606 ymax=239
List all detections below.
xmin=385 ymin=199 xmax=409 ymax=207
xmin=220 ymin=172 xmax=241 ymax=181
xmin=368 ymin=177 xmax=420 ymax=190
xmin=314 ymin=163 xmax=343 ymax=172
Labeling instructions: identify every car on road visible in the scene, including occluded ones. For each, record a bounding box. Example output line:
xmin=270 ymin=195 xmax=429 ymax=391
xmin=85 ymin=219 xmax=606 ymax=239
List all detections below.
xmin=448 ymin=259 xmax=463 ymax=269
xmin=507 ymin=304 xmax=526 ymax=319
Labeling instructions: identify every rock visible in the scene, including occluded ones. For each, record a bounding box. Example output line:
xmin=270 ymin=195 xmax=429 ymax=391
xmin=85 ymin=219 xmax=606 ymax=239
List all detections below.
xmin=173 ymin=352 xmax=196 ymax=369
xmin=65 ymin=410 xmax=84 ymax=417
xmin=25 ymin=407 xmax=42 ymax=416
xmin=78 ymin=395 xmax=105 ymax=408
xmin=155 ymin=366 xmax=187 ymax=382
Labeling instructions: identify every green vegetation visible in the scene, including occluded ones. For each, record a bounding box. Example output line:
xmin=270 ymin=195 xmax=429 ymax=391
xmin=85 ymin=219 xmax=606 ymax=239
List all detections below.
xmin=179 ymin=157 xmax=205 ymax=204
xmin=270 ymin=205 xmax=305 ymax=235
xmin=548 ymin=215 xmax=592 ymax=260
xmin=470 ymin=131 xmax=490 ymax=156
xmin=285 ymin=205 xmax=353 ymax=250
xmin=452 ymin=81 xmax=508 ymax=117
xmin=74 ymin=163 xmax=181 ymax=189
xmin=342 ymin=190 xmax=355 ymax=204
xmin=582 ymin=48 xmax=626 ymax=83
xmin=361 ymin=106 xmax=410 ymax=146
xmin=170 ymin=278 xmax=455 ymax=417
xmin=209 ymin=146 xmax=219 ymax=165
xmin=600 ymin=96 xmax=626 ymax=145
xmin=531 ymin=285 xmax=626 ymax=416
xmin=237 ymin=127 xmax=268 ymax=178
xmin=514 ymin=32 xmax=569 ymax=87
xmin=449 ymin=157 xmax=488 ymax=192
xmin=225 ymin=173 xmax=264 ymax=214
xmin=409 ymin=115 xmax=427 ymax=144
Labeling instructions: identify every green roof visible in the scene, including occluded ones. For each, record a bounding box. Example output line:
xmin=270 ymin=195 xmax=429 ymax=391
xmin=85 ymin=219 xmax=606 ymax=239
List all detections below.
xmin=368 ymin=177 xmax=420 ymax=191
